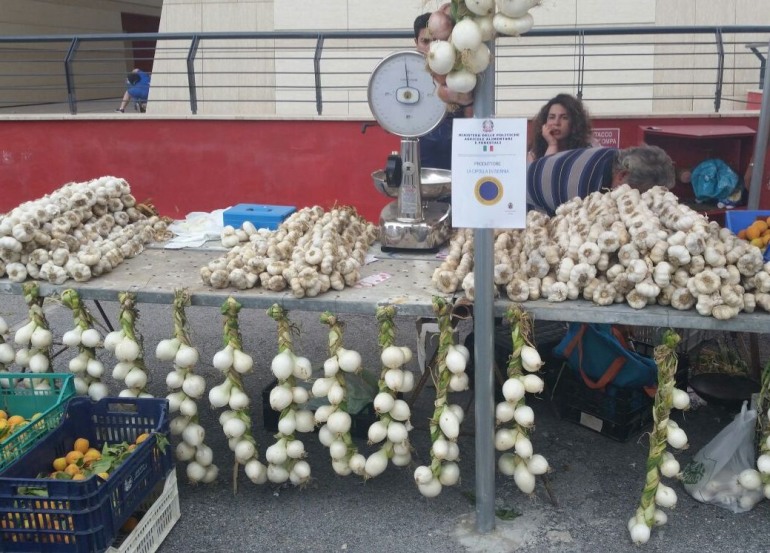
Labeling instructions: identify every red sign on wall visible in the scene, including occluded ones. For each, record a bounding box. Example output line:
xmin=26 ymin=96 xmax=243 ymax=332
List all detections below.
xmin=592 ymin=128 xmax=620 ymax=148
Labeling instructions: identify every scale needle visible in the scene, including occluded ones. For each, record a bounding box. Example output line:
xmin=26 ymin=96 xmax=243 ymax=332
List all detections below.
xmin=404 ymin=58 xmax=410 ymax=87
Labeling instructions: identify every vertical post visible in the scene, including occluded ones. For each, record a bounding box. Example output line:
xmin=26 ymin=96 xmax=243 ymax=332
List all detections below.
xmin=474 ymin=39 xmax=496 ymax=534
xmin=64 ymin=38 xmax=80 ymax=115
xmin=187 ymin=36 xmax=200 ymax=115
xmin=747 ymin=39 xmax=770 ymax=211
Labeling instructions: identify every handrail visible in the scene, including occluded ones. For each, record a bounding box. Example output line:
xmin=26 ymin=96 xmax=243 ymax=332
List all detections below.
xmin=1 ymin=25 xmax=770 ymax=117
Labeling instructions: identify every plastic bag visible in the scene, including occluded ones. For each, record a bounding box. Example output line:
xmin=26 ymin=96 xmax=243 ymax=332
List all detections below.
xmin=681 ymin=401 xmax=763 ymax=513
xmin=305 ymin=369 xmax=379 ymax=415
xmin=691 ymin=158 xmax=740 ymax=203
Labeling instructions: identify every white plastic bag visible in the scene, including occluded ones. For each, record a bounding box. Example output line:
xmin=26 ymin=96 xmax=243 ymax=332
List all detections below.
xmin=681 ymin=401 xmax=763 ymax=513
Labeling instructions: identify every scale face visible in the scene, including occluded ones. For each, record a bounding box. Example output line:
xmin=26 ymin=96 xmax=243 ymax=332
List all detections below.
xmin=367 ymin=50 xmax=447 ymax=138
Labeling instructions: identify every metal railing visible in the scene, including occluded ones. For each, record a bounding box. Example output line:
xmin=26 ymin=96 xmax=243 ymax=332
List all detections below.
xmin=0 ymin=26 xmax=769 ymax=116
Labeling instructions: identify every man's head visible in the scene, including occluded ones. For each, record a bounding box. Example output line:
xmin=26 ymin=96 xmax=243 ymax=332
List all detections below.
xmin=127 ymin=72 xmax=140 ymax=85
xmin=414 ymin=13 xmax=432 ymax=55
xmin=612 ymin=145 xmax=675 ymax=192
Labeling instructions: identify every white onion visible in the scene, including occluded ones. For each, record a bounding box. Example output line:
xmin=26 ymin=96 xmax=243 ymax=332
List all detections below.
xmin=329 ymin=439 xmax=348 ymax=461
xmin=655 ymin=484 xmax=677 ymax=508
xmin=513 ymin=461 xmax=536 ymax=494
xmin=115 ymin=337 xmax=140 ymax=362
xmin=427 ymin=40 xmax=457 ymax=76
xmin=124 ymin=367 xmax=147 ymax=390
xmin=269 ymin=384 xmax=294 ymax=411
xmin=103 ymin=330 xmax=124 ymax=351
xmin=497 ymin=0 xmax=540 ymax=18
xmin=451 ymin=18 xmax=482 ymax=51
xmin=232 ymin=349 xmax=253 ymax=374
xmin=527 ymin=453 xmax=549 ymax=475
xmin=384 ymin=368 xmax=405 ymax=391
xmin=439 ymin=409 xmax=460 ymax=440
xmin=495 ymin=428 xmax=517 ymax=451
xmin=336 ymin=348 xmax=361 ymax=373
xmin=62 ymin=328 xmax=83 ymax=347
xmin=367 ymin=420 xmax=388 ymax=444
xmin=182 ymin=373 xmax=206 ymax=399
xmin=653 ymin=509 xmax=668 ymax=526
xmin=331 ymin=459 xmax=352 ymax=477
xmin=514 ymin=433 xmax=533 ymax=459
xmin=0 ymin=343 xmax=14 ymax=364
xmin=399 ymin=347 xmax=413 ymax=364
xmin=373 ymin=391 xmax=395 ymax=414
xmin=193 ymin=444 xmax=213 ymax=468
xmin=462 ymin=42 xmax=491 ymax=74
xmin=182 ymin=422 xmax=205 ymax=447
xmin=218 ymin=410 xmax=237 ymax=426
xmin=86 ymin=358 xmax=105 ymax=378
xmin=14 ymin=321 xmax=35 ymax=346
xmin=522 ymin=374 xmax=544 ymax=394
xmin=234 ymin=439 xmax=256 ymax=463
xmin=155 ymin=338 xmax=180 ymax=361
xmin=465 ymin=0 xmax=495 ymax=16
xmin=293 ymin=356 xmax=313 ymax=380
xmin=73 ymin=376 xmax=88 ymax=395
xmin=414 ymin=465 xmax=434 ymax=485
xmin=474 ymin=15 xmax=496 ymax=41
xmin=439 ymin=461 xmax=461 ymax=486
xmin=401 ymin=370 xmax=415 ymax=393
xmin=294 ymin=409 xmax=315 ymax=433
xmin=432 ymin=437 xmax=450 ymax=460
xmin=380 ymin=345 xmax=405 ymax=370
xmin=389 ymin=399 xmax=411 ymax=422
xmin=629 ymin=523 xmax=651 ymax=545
xmin=492 ymin=12 xmax=534 ymax=37
xmin=449 ymin=372 xmax=469 ymax=392
xmin=245 ymin=459 xmax=267 ymax=484
xmin=738 ymin=468 xmax=762 ymax=491
xmin=327 ymin=382 xmax=345 ymax=405
xmin=317 ymin=424 xmax=334 ymax=447
xmin=271 ymin=350 xmax=295 ymax=380
xmin=520 ymin=345 xmax=544 ymax=372
xmin=290 ymin=460 xmax=311 ymax=484
xmin=418 ymin=478 xmax=443 ymax=498
xmin=498 ymin=452 xmax=517 ymax=475
xmin=445 ymin=347 xmax=467 ymax=374
xmin=277 ymin=411 xmax=296 ymax=435
xmin=659 ymin=453 xmax=680 ymax=478
xmin=314 ymin=404 xmax=334 ymax=424
xmin=112 ymin=361 xmax=133 ymax=381
xmin=502 ymin=378 xmax=525 ymax=402
xmin=69 ymin=353 xmax=88 ymax=374
xmin=228 ymin=388 xmax=250 ymax=411
xmin=757 ymin=453 xmax=770 ymax=475
xmin=186 ymin=461 xmax=206 ymax=483
xmin=87 ymin=382 xmax=109 ymax=401
xmin=212 ymin=345 xmax=234 ymax=371
xmin=323 ymin=356 xmax=339 ymax=377
xmin=392 ymin=452 xmax=412 ymax=467
xmin=119 ymin=388 xmax=139 ymax=399
xmin=292 ymin=386 xmax=309 ymax=405
xmin=175 ymin=441 xmax=196 ymax=462
xmin=495 ymin=401 xmax=516 ymax=423
xmin=364 ymin=449 xmax=389 ymax=478
xmin=671 ymin=388 xmax=691 ymax=410
xmin=175 ymin=344 xmax=199 ymax=368
xmin=80 ymin=328 xmax=101 ymax=348
xmin=166 ymin=369 xmax=186 ymax=390
xmin=348 ymin=453 xmax=367 ymax=476
xmin=222 ymin=417 xmax=247 ymax=439
xmin=28 ymin=352 xmax=49 ymax=373
xmin=326 ymin=410 xmax=352 ymax=435
xmin=208 ymin=381 xmax=232 ymax=409
xmin=387 ymin=421 xmax=408 ymax=444
xmin=513 ymin=405 xmax=535 ymax=427
xmin=265 ymin=441 xmax=288 ymax=465
xmin=666 ymin=426 xmax=689 ymax=450
xmin=286 ymin=439 xmax=306 ymax=459
xmin=311 ymin=377 xmax=333 ymax=398
xmin=166 ymin=391 xmax=186 ymax=413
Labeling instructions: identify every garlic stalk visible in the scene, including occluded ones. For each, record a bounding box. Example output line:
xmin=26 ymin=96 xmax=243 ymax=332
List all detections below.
xmin=363 ymin=305 xmax=415 ymax=478
xmin=629 ymin=330 xmax=684 ymax=545
xmin=414 ymin=296 xmax=466 ymax=497
xmin=495 ymin=305 xmax=549 ymax=495
xmin=60 ymin=289 xmax=107 ymax=400
xmin=104 ymin=292 xmax=151 ymax=398
xmin=17 ymin=282 xmax=53 ymax=389
xmin=160 ymin=289 xmax=218 ymax=485
xmin=265 ymin=303 xmax=312 ymax=486
xmin=317 ymin=311 xmax=363 ymax=477
xmin=211 ymin=297 xmax=265 ymax=491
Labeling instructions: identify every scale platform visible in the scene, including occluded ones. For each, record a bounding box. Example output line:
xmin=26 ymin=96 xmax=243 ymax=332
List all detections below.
xmin=379 ymin=200 xmax=451 ymax=251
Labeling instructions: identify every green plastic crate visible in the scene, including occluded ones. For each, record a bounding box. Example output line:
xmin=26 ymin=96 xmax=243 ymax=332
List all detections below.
xmin=0 ymin=373 xmax=75 ymax=471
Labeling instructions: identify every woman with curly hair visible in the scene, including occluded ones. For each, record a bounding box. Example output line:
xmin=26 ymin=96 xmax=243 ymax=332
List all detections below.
xmin=527 ymin=93 xmax=593 ymax=163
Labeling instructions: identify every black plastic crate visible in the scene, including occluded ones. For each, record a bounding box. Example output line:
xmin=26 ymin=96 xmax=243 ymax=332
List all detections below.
xmin=261 ymin=381 xmax=376 ymax=440
xmin=553 ymin=366 xmax=654 ymax=442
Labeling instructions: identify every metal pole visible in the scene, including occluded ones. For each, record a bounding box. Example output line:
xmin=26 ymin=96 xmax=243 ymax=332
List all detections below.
xmin=474 ymin=39 xmax=496 ymax=535
xmin=747 ymin=38 xmax=770 ymax=210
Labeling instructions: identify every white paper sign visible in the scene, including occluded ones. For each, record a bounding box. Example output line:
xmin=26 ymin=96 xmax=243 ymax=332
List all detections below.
xmin=451 ymin=118 xmax=527 ymax=229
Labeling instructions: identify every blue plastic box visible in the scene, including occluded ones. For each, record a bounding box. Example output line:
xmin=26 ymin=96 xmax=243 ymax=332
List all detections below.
xmin=724 ymin=209 xmax=770 ymax=261
xmin=223 ymin=204 xmax=296 ymax=230
xmin=0 ymin=397 xmax=172 ymax=553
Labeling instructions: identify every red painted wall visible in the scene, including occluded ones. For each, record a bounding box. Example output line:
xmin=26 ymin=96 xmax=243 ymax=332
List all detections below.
xmin=1 ymin=115 xmax=767 ymax=222
xmin=0 ymin=119 xmax=400 ymax=222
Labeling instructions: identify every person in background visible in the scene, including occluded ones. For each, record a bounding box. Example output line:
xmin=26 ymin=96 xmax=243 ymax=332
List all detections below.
xmin=116 ymin=68 xmax=150 ymax=113
xmin=527 ymin=145 xmax=675 ymax=216
xmin=527 ymin=93 xmax=593 ymax=163
xmin=413 ymin=12 xmax=472 ymax=170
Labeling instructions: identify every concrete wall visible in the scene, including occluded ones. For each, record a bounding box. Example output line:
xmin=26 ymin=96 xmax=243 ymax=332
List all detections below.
xmin=0 ymin=0 xmax=162 ymax=107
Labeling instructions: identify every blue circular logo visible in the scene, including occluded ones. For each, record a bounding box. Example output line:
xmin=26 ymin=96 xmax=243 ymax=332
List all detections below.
xmin=474 ymin=177 xmax=503 ymax=205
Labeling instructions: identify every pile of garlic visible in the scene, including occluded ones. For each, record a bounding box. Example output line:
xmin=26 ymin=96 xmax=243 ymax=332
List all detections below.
xmin=203 ymin=205 xmax=378 ymax=296
xmin=433 ymin=185 xmax=770 ymax=320
xmin=425 ymin=1 xmax=542 ymax=100
xmin=0 ymin=176 xmax=169 ymax=284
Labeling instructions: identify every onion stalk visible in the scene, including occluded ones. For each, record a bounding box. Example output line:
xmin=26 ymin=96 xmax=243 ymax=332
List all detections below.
xmin=494 ymin=304 xmax=549 ymax=494
xmin=318 ymin=311 xmax=362 ymax=477
xmin=630 ymin=329 xmax=683 ymax=543
xmin=212 ymin=297 xmax=266 ymax=491
xmin=156 ymin=289 xmax=218 ymax=484
xmin=265 ymin=303 xmax=312 ymax=486
xmin=19 ymin=282 xmax=53 ymax=389
xmin=61 ymin=288 xmax=106 ymax=400
xmin=757 ymin=361 xmax=770 ymax=497
xmin=105 ymin=292 xmax=151 ymax=398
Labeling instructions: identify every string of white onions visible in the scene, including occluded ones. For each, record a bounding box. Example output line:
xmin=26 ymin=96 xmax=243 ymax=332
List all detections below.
xmin=0 ymin=176 xmax=169 ymax=285
xmin=315 ymin=312 xmax=366 ymax=477
xmin=363 ymin=306 xmax=416 ymax=479
xmin=629 ymin=331 xmax=690 ymax=545
xmin=157 ymin=289 xmax=218 ymax=485
xmin=414 ymin=296 xmax=468 ymax=497
xmin=0 ymin=316 xmax=11 ymax=385
xmin=13 ymin=283 xmax=53 ymax=390
xmin=202 ymin=205 xmax=378 ymax=296
xmin=104 ymin=292 xmax=153 ymax=399
xmin=60 ymin=288 xmax=108 ymax=401
xmin=208 ymin=296 xmax=266 ymax=488
xmin=264 ymin=304 xmax=313 ymax=486
xmin=734 ymin=370 xmax=770 ymax=503
xmin=425 ymin=1 xmax=541 ymax=98
xmin=434 ymin=185 xmax=770 ymax=321
xmin=495 ymin=307 xmax=549 ymax=494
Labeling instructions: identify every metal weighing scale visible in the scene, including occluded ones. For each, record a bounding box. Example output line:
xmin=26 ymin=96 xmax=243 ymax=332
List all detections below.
xmin=368 ymin=50 xmax=453 ymax=251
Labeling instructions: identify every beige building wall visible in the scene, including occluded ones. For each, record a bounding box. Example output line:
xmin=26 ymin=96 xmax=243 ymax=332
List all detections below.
xmin=0 ymin=0 xmax=161 ymax=106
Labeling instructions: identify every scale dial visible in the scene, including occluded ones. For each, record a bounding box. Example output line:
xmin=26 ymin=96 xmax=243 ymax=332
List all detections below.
xmin=367 ymin=50 xmax=447 ymax=138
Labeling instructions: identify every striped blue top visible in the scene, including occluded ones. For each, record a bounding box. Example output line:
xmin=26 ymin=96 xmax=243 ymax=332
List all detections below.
xmin=527 ymin=147 xmax=618 ymax=216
